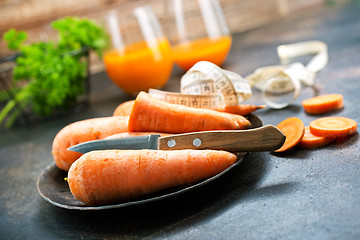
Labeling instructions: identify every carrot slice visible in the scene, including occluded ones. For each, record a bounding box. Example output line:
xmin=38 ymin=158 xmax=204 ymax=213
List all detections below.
xmin=302 ymin=94 xmax=343 ymax=114
xmin=299 ymin=126 xmax=335 ymax=149
xmin=274 ymin=117 xmax=305 ymax=152
xmin=309 ymin=116 xmax=357 ymax=138
xmin=68 ymin=149 xmax=237 ymax=206
xmin=334 ymin=135 xmax=353 ymax=144
xmin=128 ymin=91 xmax=251 ymax=133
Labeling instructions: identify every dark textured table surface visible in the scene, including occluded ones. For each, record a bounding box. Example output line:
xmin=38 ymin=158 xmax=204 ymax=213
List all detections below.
xmin=1 ymin=4 xmax=360 ymax=240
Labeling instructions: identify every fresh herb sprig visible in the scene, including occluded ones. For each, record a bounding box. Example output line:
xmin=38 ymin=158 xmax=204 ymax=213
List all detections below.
xmin=0 ymin=17 xmax=109 ymax=128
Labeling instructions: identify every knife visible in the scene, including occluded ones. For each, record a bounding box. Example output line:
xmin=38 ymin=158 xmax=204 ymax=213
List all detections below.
xmin=68 ymin=125 xmax=285 ymax=153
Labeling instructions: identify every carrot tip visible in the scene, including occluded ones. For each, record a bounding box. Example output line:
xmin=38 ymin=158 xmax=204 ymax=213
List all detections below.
xmin=258 ymin=105 xmax=267 ymax=109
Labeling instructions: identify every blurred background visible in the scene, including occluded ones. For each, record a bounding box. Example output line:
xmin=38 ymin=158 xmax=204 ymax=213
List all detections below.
xmin=0 ymin=0 xmax=352 ymax=74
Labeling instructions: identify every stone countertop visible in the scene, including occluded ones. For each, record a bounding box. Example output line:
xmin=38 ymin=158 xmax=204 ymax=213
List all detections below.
xmin=1 ymin=3 xmax=359 ymax=240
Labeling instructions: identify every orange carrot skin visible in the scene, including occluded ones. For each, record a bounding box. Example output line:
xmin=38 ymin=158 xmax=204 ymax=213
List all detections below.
xmin=299 ymin=126 xmax=335 ymax=149
xmin=128 ymin=92 xmax=251 ymax=133
xmin=275 ymin=117 xmax=305 ymax=152
xmin=113 ymin=100 xmax=135 ymax=116
xmin=302 ymin=94 xmax=343 ymax=114
xmin=309 ymin=116 xmax=357 ymax=138
xmin=52 ymin=116 xmax=129 ymax=171
xmin=213 ymin=104 xmax=266 ymax=116
xmin=113 ymin=100 xmax=264 ymax=117
xmin=68 ymin=149 xmax=237 ymax=206
xmin=105 ymin=131 xmax=171 ymax=139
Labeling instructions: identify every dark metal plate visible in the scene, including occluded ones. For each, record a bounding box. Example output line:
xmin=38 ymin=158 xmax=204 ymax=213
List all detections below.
xmin=37 ymin=114 xmax=263 ymax=210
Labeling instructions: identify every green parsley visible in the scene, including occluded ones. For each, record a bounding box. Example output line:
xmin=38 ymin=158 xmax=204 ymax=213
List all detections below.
xmin=0 ymin=17 xmax=109 ymax=128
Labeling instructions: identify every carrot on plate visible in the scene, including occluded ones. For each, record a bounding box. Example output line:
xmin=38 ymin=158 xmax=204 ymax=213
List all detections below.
xmin=113 ymin=100 xmax=264 ymax=117
xmin=299 ymin=126 xmax=335 ymax=149
xmin=302 ymin=94 xmax=343 ymax=114
xmin=274 ymin=117 xmax=305 ymax=152
xmin=213 ymin=104 xmax=266 ymax=116
xmin=52 ymin=116 xmax=129 ymax=171
xmin=309 ymin=116 xmax=357 ymax=138
xmin=128 ymin=91 xmax=251 ymax=133
xmin=68 ymin=149 xmax=237 ymax=206
xmin=113 ymin=100 xmax=135 ymax=116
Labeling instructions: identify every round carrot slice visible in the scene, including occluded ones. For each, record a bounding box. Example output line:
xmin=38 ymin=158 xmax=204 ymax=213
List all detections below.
xmin=302 ymin=94 xmax=343 ymax=114
xmin=299 ymin=126 xmax=335 ymax=149
xmin=275 ymin=117 xmax=305 ymax=152
xmin=309 ymin=116 xmax=357 ymax=138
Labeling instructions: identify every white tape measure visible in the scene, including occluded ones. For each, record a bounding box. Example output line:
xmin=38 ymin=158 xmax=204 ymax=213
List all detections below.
xmin=149 ymin=61 xmax=252 ymax=108
xmin=246 ymin=41 xmax=328 ymax=109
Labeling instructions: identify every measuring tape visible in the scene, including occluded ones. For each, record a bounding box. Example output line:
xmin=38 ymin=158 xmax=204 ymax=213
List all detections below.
xmin=245 ymin=41 xmax=328 ymax=109
xmin=149 ymin=61 xmax=252 ymax=108
xmin=149 ymin=41 xmax=328 ymax=110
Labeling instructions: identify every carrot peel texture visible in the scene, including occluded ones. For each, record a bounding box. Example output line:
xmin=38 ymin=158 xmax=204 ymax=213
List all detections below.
xmin=52 ymin=116 xmax=129 ymax=171
xmin=113 ymin=100 xmax=135 ymax=116
xmin=128 ymin=91 xmax=251 ymax=133
xmin=210 ymin=104 xmax=265 ymax=116
xmin=67 ymin=149 xmax=237 ymax=206
xmin=113 ymin=100 xmax=264 ymax=117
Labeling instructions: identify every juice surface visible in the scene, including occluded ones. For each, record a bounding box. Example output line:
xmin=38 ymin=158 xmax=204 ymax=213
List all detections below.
xmin=172 ymin=36 xmax=232 ymax=71
xmin=103 ymin=38 xmax=173 ymax=95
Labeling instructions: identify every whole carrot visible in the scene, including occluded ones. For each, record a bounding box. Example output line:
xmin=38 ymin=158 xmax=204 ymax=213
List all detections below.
xmin=113 ymin=100 xmax=135 ymax=116
xmin=128 ymin=91 xmax=251 ymax=133
xmin=113 ymin=100 xmax=264 ymax=117
xmin=52 ymin=116 xmax=129 ymax=171
xmin=213 ymin=104 xmax=266 ymax=116
xmin=68 ymin=149 xmax=237 ymax=206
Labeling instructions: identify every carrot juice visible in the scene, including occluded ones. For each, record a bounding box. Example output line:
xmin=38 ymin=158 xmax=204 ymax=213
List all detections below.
xmin=103 ymin=38 xmax=173 ymax=95
xmin=171 ymin=35 xmax=232 ymax=71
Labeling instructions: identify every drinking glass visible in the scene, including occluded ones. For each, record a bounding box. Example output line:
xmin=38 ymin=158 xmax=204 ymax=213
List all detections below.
xmin=165 ymin=0 xmax=232 ymax=71
xmin=103 ymin=5 xmax=173 ymax=95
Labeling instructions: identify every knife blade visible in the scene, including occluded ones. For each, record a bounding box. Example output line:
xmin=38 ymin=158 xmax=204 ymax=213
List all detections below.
xmin=68 ymin=125 xmax=285 ymax=153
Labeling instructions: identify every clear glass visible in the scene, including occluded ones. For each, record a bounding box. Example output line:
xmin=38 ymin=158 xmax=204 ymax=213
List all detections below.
xmin=103 ymin=5 xmax=173 ymax=95
xmin=165 ymin=0 xmax=232 ymax=71
xmin=263 ymin=75 xmax=300 ymax=109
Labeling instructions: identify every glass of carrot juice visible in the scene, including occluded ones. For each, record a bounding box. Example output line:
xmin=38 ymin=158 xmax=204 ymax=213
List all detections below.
xmin=103 ymin=6 xmax=173 ymax=95
xmin=166 ymin=0 xmax=232 ymax=71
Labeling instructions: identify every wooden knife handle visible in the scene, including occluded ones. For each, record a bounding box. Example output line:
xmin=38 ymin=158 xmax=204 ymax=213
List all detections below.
xmin=158 ymin=125 xmax=285 ymax=152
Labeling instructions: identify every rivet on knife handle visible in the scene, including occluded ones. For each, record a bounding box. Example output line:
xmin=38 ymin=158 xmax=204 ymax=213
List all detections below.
xmin=158 ymin=125 xmax=285 ymax=152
